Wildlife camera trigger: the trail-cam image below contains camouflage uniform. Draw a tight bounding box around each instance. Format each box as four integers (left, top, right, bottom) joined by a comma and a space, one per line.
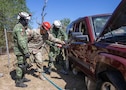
26, 29, 64, 78
13, 23, 29, 82
46, 28, 68, 74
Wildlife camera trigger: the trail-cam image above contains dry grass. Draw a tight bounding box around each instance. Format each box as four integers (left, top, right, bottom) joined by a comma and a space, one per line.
0, 52, 86, 90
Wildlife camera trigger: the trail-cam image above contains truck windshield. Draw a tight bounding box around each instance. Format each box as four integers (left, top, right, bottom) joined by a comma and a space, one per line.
92, 15, 111, 37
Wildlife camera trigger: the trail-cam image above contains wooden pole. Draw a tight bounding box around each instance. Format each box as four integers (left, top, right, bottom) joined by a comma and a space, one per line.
4, 28, 10, 68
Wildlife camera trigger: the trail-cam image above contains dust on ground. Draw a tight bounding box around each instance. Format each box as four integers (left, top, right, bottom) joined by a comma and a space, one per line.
0, 53, 86, 90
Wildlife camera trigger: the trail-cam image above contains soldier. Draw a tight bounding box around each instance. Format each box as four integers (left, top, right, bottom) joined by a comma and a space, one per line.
46, 20, 68, 75
13, 12, 31, 88
26, 22, 65, 80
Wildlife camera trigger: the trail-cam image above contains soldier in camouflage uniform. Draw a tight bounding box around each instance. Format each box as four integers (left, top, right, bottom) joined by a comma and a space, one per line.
13, 12, 31, 88
26, 22, 65, 80
46, 20, 68, 75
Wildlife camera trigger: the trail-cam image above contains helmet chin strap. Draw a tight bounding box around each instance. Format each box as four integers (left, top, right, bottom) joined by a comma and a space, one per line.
19, 18, 29, 27
54, 26, 60, 30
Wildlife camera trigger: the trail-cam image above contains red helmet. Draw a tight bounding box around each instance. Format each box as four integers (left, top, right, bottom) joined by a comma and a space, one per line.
42, 22, 51, 30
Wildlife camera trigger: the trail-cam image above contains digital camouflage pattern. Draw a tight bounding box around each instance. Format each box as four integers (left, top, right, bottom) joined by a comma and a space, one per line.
27, 29, 65, 54
26, 29, 65, 75
13, 23, 29, 56
47, 28, 68, 73
13, 23, 29, 83
47, 28, 68, 54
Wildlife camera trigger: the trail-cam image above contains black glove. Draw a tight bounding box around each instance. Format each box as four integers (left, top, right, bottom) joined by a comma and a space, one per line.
52, 43, 55, 46
25, 53, 30, 58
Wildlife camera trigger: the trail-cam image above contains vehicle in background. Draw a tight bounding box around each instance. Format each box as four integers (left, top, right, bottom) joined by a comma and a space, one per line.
66, 0, 126, 90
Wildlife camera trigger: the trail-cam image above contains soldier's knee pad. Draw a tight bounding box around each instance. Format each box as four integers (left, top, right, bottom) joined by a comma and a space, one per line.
16, 67, 22, 79
18, 64, 26, 73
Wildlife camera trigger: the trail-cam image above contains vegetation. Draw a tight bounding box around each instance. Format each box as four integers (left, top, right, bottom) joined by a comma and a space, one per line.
0, 0, 30, 47
60, 18, 71, 31
0, 0, 71, 49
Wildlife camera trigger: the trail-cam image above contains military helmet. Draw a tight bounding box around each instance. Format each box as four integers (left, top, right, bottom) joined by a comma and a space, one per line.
53, 20, 61, 28
17, 12, 31, 20
42, 22, 51, 30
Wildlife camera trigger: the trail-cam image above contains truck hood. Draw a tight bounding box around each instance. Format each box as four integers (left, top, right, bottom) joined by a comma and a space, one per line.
98, 0, 126, 38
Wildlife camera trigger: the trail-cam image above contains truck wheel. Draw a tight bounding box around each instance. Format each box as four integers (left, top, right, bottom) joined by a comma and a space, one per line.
96, 71, 126, 90
97, 80, 116, 90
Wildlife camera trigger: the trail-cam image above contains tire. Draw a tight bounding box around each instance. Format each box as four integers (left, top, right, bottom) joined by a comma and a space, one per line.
96, 71, 126, 90
96, 80, 117, 90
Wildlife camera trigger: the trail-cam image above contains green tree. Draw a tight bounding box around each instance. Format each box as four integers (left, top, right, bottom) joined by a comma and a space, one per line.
0, 0, 30, 47
60, 18, 71, 31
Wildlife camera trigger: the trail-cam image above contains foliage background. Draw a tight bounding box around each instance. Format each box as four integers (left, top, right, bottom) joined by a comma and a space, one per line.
0, 0, 29, 48
0, 0, 70, 51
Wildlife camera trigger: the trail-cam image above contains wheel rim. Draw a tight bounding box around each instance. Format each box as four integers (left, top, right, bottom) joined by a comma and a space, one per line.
101, 82, 116, 90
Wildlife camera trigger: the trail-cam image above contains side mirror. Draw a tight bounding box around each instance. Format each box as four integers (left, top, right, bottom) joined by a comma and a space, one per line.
74, 35, 89, 41
71, 32, 89, 42
71, 32, 83, 37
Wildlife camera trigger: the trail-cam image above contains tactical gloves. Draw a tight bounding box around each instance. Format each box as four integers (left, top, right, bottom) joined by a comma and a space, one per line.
25, 53, 30, 58
55, 43, 62, 48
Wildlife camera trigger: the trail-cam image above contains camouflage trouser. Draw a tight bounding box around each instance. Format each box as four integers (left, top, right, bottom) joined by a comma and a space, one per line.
16, 55, 27, 80
33, 52, 43, 73
48, 49, 66, 70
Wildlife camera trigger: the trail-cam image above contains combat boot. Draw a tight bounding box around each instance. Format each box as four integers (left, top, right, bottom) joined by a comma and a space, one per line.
22, 77, 31, 82
15, 79, 27, 88
47, 62, 52, 75
60, 69, 68, 75
46, 67, 52, 75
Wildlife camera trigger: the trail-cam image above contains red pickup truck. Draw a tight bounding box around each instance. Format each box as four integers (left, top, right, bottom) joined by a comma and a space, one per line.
66, 0, 126, 90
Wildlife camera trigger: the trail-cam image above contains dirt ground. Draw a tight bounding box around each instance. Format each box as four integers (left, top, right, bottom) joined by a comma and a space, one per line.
0, 53, 86, 90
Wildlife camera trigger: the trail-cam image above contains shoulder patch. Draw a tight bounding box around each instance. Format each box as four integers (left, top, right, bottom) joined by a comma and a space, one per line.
20, 28, 25, 36
19, 28, 23, 32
